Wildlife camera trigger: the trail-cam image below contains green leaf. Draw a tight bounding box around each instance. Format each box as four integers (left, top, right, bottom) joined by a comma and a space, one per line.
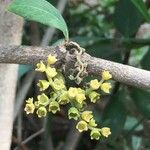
131, 0, 150, 22
102, 91, 127, 138
141, 49, 150, 70
114, 0, 143, 37
124, 116, 143, 131
8, 0, 69, 39
130, 88, 150, 119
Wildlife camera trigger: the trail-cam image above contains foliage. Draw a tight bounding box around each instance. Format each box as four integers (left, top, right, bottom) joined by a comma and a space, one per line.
8, 0, 69, 40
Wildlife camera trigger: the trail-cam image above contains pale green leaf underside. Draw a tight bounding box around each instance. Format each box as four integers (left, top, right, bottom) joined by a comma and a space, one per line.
8, 0, 69, 40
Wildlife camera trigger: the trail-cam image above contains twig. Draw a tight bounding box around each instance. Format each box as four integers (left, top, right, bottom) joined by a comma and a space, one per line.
62, 121, 81, 150
14, 128, 45, 150
0, 45, 150, 90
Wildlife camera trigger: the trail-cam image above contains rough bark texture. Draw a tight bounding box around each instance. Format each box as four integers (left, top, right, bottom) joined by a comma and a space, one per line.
0, 1, 23, 149
0, 45, 150, 90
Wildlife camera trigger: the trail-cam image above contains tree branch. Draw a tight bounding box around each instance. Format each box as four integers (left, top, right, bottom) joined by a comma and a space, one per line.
0, 45, 150, 90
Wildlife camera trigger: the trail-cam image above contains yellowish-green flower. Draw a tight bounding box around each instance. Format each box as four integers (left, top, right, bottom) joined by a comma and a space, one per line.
46, 67, 57, 78
52, 78, 65, 91
77, 88, 85, 94
35, 61, 46, 72
36, 107, 47, 118
24, 103, 35, 114
81, 111, 93, 122
89, 91, 100, 103
26, 98, 34, 104
102, 70, 112, 80
76, 93, 86, 104
37, 93, 49, 106
49, 101, 60, 114
58, 91, 69, 105
68, 87, 78, 99
24, 98, 35, 114
68, 107, 80, 120
37, 80, 50, 91
101, 83, 112, 93
47, 55, 57, 65
89, 118, 97, 127
90, 129, 101, 140
90, 79, 100, 90
100, 127, 111, 138
76, 120, 88, 132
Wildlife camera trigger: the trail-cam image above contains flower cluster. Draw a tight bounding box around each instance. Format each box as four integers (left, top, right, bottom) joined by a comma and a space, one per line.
24, 55, 112, 140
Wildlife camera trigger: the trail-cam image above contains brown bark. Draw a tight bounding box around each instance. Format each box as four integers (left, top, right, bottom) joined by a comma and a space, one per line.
0, 45, 149, 90
0, 1, 23, 149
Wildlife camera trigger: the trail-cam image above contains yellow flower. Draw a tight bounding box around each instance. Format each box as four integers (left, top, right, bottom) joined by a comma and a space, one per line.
76, 93, 86, 104
68, 107, 80, 120
36, 107, 47, 118
37, 80, 50, 91
46, 67, 57, 79
90, 79, 100, 90
89, 118, 97, 127
49, 101, 60, 114
58, 91, 69, 105
52, 78, 65, 91
68, 87, 78, 99
26, 98, 33, 104
35, 61, 46, 72
100, 127, 111, 138
47, 55, 57, 65
24, 103, 35, 114
81, 111, 93, 122
90, 129, 101, 140
37, 93, 49, 106
77, 88, 85, 94
76, 120, 88, 132
101, 83, 112, 93
101, 70, 112, 80
89, 91, 100, 103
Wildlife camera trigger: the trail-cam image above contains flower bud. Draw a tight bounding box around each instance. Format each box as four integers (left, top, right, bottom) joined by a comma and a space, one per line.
76, 120, 88, 132
101, 83, 112, 93
37, 80, 50, 91
101, 70, 112, 80
35, 61, 46, 72
58, 91, 69, 105
46, 67, 57, 79
68, 107, 80, 120
100, 127, 111, 138
36, 107, 47, 118
49, 101, 60, 114
47, 55, 57, 65
90, 79, 100, 90
81, 111, 93, 122
89, 91, 100, 103
37, 93, 49, 106
90, 129, 101, 140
